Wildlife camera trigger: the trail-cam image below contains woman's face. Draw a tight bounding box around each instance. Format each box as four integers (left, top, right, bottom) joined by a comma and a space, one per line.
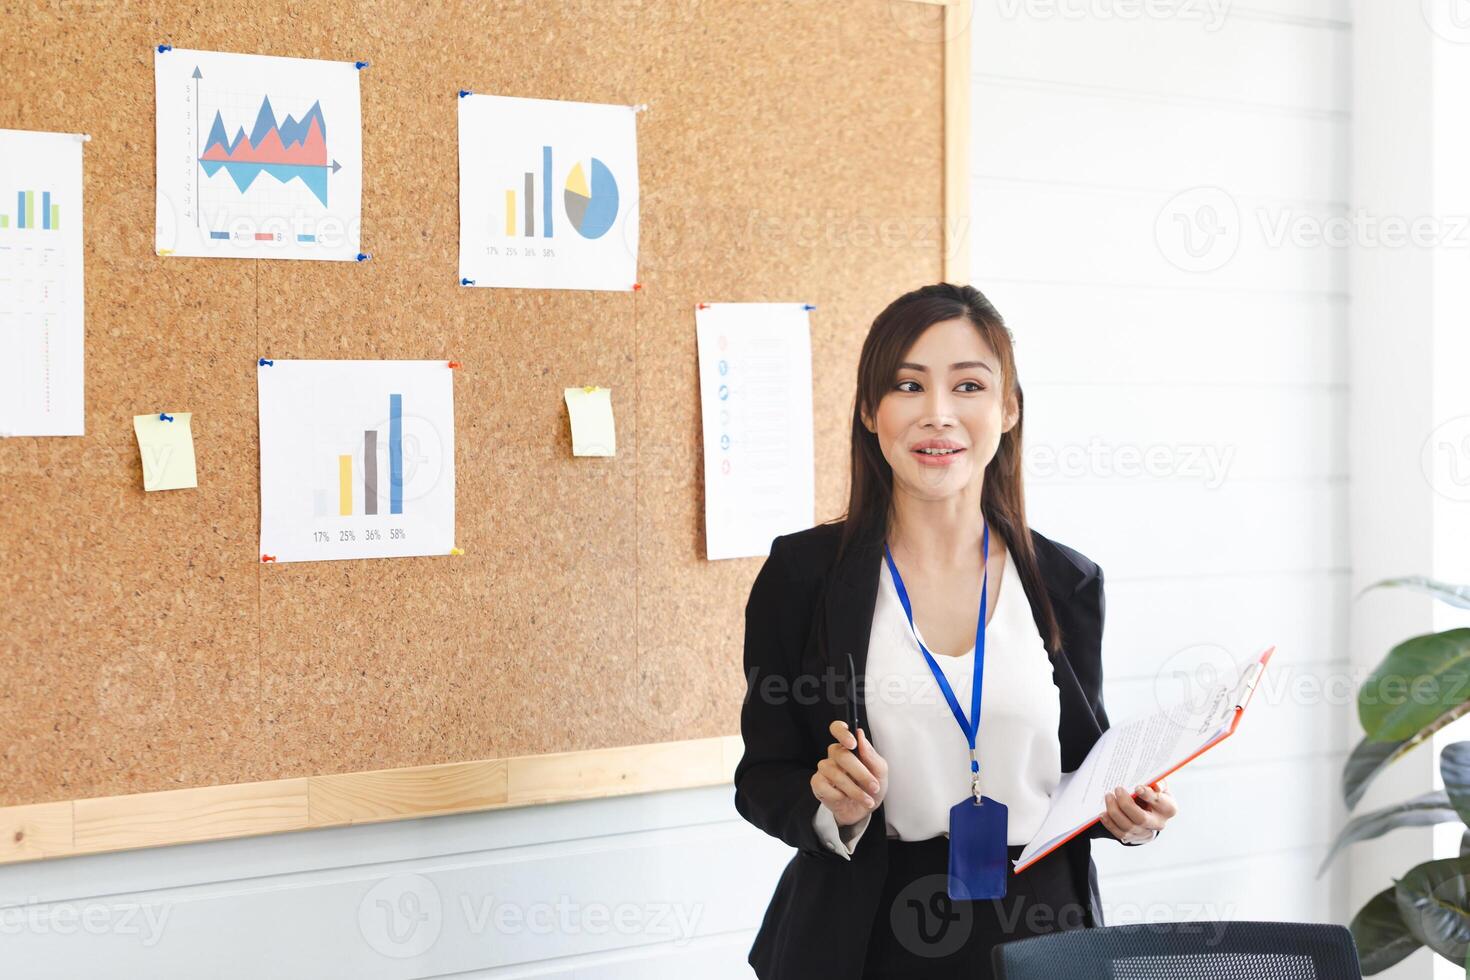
861, 317, 1019, 500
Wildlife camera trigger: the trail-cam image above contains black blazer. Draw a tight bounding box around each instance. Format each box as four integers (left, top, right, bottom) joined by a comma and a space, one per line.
734, 519, 1133, 980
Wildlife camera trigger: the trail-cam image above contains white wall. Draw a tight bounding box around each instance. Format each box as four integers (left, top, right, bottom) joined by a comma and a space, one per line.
967, 0, 1355, 937
0, 784, 792, 978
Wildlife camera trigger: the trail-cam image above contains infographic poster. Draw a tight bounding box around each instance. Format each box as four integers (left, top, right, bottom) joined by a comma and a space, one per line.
155, 47, 362, 261
458, 93, 639, 291
258, 360, 455, 563
0, 128, 85, 436
694, 303, 815, 561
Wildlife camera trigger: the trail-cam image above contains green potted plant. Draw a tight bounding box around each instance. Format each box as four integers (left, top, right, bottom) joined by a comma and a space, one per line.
1317, 575, 1470, 974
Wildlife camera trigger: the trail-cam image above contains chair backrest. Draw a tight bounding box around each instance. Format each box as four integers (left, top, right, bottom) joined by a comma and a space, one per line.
991, 920, 1362, 979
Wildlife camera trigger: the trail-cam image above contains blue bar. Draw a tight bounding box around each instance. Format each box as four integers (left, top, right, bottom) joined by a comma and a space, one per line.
16, 191, 23, 230
542, 145, 552, 237
389, 393, 403, 515
297, 234, 316, 242
209, 231, 230, 240
41, 192, 49, 230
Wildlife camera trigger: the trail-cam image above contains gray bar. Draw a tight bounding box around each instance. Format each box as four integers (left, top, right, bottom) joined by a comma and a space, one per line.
525, 172, 534, 237
364, 430, 378, 516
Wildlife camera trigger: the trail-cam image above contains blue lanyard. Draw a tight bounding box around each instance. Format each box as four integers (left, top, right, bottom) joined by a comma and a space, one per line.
882, 523, 989, 794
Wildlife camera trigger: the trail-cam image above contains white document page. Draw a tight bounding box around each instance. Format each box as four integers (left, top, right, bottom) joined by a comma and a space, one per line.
694, 302, 815, 560
458, 93, 639, 291
0, 128, 85, 436
1015, 646, 1272, 871
258, 359, 455, 563
154, 47, 363, 261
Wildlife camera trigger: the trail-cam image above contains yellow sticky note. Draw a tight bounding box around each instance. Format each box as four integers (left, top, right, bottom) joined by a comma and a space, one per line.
133, 412, 198, 491
563, 386, 616, 457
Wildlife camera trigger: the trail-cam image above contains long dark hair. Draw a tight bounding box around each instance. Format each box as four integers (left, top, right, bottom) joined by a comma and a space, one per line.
827, 282, 1063, 655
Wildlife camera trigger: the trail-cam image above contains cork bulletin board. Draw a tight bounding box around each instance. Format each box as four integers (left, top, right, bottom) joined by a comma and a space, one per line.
0, 0, 960, 859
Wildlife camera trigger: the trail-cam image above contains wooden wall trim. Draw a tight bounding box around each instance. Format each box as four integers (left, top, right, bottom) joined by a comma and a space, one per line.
0, 735, 742, 865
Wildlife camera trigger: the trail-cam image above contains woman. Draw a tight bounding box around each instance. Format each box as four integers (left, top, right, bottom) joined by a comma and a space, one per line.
734, 283, 1178, 980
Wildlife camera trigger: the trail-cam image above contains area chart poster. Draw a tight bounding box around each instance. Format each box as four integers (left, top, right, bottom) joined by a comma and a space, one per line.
155, 47, 363, 261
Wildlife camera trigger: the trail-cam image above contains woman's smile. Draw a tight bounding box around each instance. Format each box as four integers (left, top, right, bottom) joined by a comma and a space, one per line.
911, 437, 968, 467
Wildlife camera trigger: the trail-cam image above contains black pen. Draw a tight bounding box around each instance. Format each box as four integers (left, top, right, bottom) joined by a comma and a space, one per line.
846, 651, 862, 747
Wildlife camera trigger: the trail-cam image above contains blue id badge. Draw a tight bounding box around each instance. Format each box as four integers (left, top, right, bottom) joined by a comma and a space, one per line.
948, 794, 1009, 900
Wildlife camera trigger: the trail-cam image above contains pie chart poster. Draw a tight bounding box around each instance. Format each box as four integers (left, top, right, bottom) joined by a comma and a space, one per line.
458, 93, 639, 292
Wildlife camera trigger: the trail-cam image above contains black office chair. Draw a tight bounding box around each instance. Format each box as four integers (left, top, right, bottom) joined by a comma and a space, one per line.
992, 920, 1363, 979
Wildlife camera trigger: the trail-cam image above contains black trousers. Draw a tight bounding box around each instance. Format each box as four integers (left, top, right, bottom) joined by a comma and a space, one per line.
862, 837, 1089, 979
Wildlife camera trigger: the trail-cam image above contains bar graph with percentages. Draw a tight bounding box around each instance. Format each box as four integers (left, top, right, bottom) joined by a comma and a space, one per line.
459, 93, 639, 291
258, 360, 455, 562
0, 128, 84, 436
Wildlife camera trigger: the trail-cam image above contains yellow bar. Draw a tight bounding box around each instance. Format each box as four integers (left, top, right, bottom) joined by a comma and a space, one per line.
50, 204, 59, 230
338, 455, 352, 515
24, 191, 33, 228
505, 190, 516, 236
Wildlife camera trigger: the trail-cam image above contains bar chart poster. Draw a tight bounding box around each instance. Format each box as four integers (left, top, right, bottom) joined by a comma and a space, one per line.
258, 360, 455, 563
0, 128, 85, 436
155, 47, 362, 261
458, 93, 639, 291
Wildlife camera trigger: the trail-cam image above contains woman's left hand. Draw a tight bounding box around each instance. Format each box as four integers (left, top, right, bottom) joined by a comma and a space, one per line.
1099, 778, 1177, 843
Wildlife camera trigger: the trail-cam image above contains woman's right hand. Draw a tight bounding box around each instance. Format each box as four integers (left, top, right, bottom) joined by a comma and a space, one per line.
812, 720, 888, 827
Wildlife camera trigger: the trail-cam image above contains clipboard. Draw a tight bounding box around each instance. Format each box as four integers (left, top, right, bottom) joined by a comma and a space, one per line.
1012, 644, 1276, 873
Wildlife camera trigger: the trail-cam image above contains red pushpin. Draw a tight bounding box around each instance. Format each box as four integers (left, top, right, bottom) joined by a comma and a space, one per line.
261, 555, 277, 563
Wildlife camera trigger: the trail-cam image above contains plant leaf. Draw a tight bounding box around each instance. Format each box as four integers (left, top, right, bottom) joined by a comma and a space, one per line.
1317, 791, 1459, 878
1352, 885, 1422, 974
1346, 734, 1420, 810
1444, 742, 1470, 826
1360, 576, 1470, 610
1396, 856, 1470, 963
1360, 629, 1470, 742
1461, 829, 1470, 858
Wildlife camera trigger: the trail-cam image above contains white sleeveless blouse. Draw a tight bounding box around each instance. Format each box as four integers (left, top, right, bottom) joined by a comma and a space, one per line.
813, 551, 1063, 856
